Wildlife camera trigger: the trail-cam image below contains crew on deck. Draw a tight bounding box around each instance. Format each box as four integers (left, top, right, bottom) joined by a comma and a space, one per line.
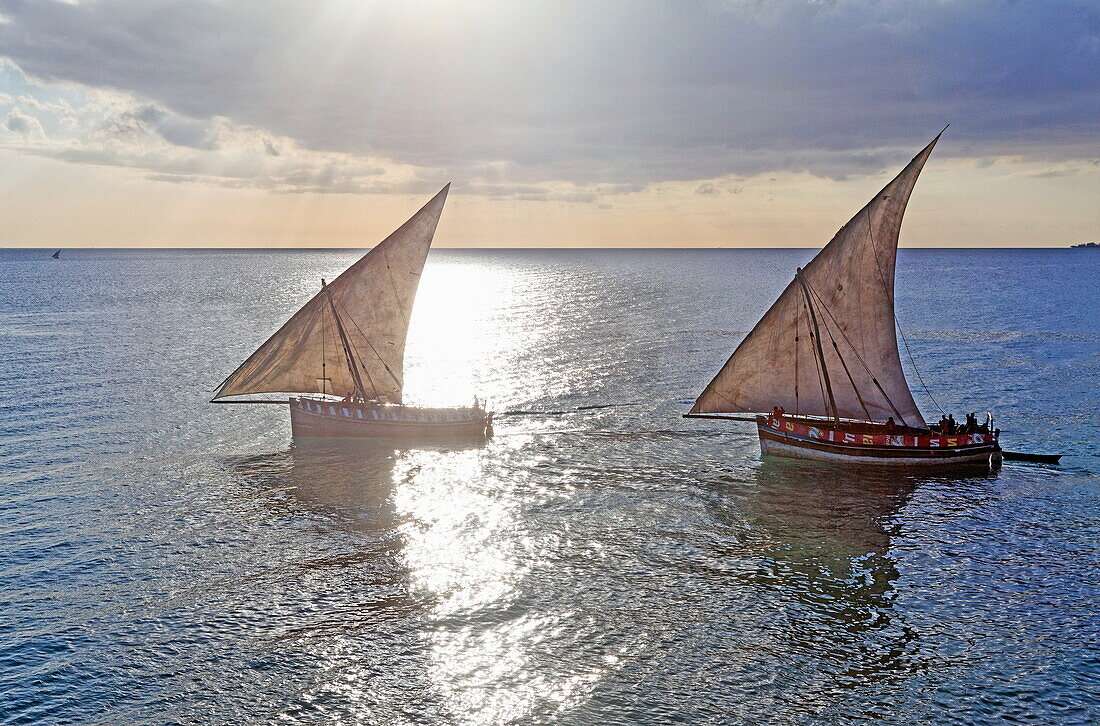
932, 412, 992, 436
765, 404, 994, 438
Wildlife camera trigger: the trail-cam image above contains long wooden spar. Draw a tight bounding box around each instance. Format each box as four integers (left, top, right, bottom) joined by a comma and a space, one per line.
210, 399, 291, 404
682, 413, 759, 422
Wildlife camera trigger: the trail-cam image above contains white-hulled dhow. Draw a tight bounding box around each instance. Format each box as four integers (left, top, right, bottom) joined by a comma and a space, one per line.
212, 185, 492, 440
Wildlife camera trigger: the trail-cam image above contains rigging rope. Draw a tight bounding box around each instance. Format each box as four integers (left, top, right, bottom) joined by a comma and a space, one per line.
864, 211, 946, 418
829, 337, 873, 421
334, 296, 403, 391
803, 301, 830, 417
896, 321, 946, 417
803, 278, 907, 425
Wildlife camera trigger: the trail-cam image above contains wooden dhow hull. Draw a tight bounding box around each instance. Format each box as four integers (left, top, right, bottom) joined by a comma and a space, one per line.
290, 397, 490, 440
757, 415, 1000, 469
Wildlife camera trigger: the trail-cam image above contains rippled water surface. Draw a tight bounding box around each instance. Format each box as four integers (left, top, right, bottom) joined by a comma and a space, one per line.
1, 248, 1097, 724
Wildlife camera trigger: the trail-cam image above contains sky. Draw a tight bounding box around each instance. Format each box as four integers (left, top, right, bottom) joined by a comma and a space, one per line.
0, 0, 1097, 248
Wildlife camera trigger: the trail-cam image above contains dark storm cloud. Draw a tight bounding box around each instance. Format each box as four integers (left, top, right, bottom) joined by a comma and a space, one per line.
0, 0, 1097, 184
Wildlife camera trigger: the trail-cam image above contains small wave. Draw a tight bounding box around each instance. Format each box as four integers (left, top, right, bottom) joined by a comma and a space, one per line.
499, 402, 641, 417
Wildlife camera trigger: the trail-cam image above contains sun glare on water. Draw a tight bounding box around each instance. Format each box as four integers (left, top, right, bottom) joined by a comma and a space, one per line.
392, 442, 613, 723
402, 255, 548, 411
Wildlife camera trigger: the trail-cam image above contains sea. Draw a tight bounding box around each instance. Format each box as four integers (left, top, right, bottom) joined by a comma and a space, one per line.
1, 248, 1097, 725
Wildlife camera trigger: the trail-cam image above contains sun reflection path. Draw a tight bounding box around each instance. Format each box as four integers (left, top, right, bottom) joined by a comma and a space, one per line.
393, 442, 619, 724
402, 254, 562, 411
386, 253, 649, 723
396, 449, 522, 615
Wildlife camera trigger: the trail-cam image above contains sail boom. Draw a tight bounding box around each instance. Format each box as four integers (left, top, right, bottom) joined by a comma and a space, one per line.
210, 398, 294, 404
682, 413, 759, 422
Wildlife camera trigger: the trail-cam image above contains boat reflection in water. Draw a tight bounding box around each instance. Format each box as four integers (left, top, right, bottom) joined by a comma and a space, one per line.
221, 441, 443, 721
691, 458, 998, 719
229, 441, 397, 519
221, 437, 533, 722
224, 441, 413, 612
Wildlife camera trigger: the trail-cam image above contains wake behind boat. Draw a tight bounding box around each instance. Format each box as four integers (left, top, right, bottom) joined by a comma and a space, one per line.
212, 184, 492, 441
685, 131, 1002, 469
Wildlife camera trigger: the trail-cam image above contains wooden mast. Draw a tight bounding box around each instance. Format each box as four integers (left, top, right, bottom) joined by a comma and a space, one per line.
796, 268, 840, 424
321, 279, 373, 401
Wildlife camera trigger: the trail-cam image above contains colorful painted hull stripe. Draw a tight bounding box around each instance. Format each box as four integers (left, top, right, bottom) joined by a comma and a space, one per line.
762, 416, 991, 449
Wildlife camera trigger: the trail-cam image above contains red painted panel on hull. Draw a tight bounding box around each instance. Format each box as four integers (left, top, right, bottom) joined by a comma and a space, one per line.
761, 416, 995, 450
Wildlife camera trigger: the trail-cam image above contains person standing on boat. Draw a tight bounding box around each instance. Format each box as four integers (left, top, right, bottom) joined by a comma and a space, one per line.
885, 417, 897, 434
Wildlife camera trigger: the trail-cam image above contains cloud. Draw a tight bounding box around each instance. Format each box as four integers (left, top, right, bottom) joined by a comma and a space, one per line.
11, 123, 400, 194
5, 106, 43, 138
0, 0, 1097, 190
463, 180, 643, 203
0, 80, 417, 193
94, 103, 217, 149
1008, 159, 1100, 179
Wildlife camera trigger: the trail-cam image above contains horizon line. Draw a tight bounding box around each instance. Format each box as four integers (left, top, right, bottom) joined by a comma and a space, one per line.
2, 245, 1089, 251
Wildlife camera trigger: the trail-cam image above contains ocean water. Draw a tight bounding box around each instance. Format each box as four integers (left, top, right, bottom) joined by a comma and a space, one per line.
0, 248, 1097, 725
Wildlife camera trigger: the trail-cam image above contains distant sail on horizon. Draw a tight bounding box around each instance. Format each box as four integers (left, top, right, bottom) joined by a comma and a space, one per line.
690, 135, 942, 428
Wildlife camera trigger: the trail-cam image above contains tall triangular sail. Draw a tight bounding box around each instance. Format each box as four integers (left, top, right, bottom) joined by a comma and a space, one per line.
691, 136, 943, 427
213, 185, 449, 403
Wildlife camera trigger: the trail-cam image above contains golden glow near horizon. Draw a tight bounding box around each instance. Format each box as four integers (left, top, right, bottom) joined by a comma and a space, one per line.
1, 148, 1096, 248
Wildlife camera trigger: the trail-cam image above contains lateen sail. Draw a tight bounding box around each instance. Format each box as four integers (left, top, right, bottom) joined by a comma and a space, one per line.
213, 185, 449, 403
691, 135, 943, 427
